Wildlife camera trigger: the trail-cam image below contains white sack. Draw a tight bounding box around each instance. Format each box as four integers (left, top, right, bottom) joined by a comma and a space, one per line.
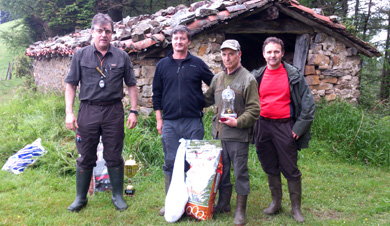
164, 138, 188, 223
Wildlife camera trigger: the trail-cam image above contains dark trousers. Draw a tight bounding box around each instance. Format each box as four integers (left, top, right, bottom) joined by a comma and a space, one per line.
161, 118, 204, 176
220, 141, 250, 195
76, 101, 124, 169
254, 118, 301, 181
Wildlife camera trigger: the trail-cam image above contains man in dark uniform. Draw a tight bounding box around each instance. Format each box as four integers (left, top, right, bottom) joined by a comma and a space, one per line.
252, 37, 315, 222
64, 13, 138, 212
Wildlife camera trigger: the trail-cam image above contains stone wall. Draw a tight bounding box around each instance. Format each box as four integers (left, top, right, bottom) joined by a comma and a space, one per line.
32, 31, 362, 115
306, 33, 361, 103
33, 57, 72, 93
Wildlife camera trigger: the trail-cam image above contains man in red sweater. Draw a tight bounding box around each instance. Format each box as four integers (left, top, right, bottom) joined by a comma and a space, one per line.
252, 37, 315, 223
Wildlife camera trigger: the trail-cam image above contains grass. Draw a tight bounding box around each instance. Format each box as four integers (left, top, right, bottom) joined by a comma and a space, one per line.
0, 84, 390, 225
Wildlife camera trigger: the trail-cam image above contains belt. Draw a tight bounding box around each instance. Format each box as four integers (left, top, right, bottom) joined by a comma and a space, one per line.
260, 116, 292, 123
82, 100, 121, 106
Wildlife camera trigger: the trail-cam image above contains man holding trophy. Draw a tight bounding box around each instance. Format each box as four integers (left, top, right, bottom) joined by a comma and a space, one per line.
203, 39, 260, 225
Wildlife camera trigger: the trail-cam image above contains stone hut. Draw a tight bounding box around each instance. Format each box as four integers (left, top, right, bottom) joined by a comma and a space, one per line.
25, 0, 380, 114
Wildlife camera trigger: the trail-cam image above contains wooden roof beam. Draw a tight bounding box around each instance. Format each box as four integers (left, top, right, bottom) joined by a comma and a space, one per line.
275, 3, 375, 57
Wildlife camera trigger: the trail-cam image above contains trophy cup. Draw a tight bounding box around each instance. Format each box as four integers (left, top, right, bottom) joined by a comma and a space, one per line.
220, 86, 237, 121
124, 155, 139, 196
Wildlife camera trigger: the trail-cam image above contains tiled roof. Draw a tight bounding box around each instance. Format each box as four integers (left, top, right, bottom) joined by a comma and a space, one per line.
25, 0, 380, 58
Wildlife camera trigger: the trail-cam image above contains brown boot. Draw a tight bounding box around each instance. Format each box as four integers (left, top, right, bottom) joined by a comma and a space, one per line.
234, 195, 247, 226
263, 174, 282, 215
287, 178, 304, 222
158, 174, 171, 216
214, 186, 232, 213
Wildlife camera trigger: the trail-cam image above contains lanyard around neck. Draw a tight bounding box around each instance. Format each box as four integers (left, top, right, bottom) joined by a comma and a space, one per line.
95, 52, 105, 69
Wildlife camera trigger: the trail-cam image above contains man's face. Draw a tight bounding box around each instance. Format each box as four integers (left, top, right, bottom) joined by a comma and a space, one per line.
172, 31, 190, 53
263, 42, 284, 69
91, 23, 113, 52
221, 48, 241, 72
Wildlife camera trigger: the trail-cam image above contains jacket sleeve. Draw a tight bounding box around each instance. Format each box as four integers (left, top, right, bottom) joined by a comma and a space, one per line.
152, 62, 163, 111
200, 60, 214, 86
292, 75, 315, 137
203, 75, 216, 108
236, 79, 260, 129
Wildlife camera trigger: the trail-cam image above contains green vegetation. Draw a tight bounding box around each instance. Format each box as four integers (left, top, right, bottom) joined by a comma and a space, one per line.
0, 83, 389, 225
0, 20, 24, 79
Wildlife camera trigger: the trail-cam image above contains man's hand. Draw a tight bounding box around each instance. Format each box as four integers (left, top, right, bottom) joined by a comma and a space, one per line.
126, 113, 137, 129
292, 131, 299, 140
219, 116, 237, 127
156, 119, 163, 135
65, 112, 78, 131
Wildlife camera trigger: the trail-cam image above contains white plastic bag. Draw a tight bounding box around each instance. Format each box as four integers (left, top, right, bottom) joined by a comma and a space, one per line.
2, 138, 47, 174
164, 138, 189, 223
89, 137, 111, 195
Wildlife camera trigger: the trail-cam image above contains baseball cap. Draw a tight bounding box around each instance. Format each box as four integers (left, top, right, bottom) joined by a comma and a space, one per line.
221, 39, 241, 51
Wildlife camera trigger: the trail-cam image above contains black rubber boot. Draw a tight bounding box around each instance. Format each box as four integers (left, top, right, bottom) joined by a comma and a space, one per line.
288, 178, 304, 223
234, 195, 247, 226
158, 174, 172, 216
67, 167, 93, 212
263, 174, 282, 215
214, 186, 232, 213
107, 163, 128, 211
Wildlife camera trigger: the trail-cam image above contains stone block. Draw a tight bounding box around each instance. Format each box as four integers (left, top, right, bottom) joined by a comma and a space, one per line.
318, 64, 330, 70
215, 33, 224, 44
325, 93, 337, 101
141, 66, 156, 78
315, 33, 327, 43
321, 77, 338, 84
310, 43, 322, 53
331, 56, 340, 66
198, 44, 208, 56
333, 42, 346, 53
133, 67, 142, 78
318, 82, 333, 90
141, 85, 153, 97
321, 69, 340, 77
346, 47, 358, 56
305, 75, 320, 85
140, 106, 153, 116
313, 54, 330, 66
210, 43, 221, 53
137, 78, 153, 86
304, 65, 316, 75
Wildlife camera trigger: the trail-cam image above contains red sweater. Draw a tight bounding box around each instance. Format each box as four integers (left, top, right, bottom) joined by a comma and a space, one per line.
259, 64, 291, 119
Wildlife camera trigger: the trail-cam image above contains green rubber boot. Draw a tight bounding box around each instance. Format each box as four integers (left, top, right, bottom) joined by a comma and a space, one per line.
67, 167, 93, 212
107, 163, 128, 211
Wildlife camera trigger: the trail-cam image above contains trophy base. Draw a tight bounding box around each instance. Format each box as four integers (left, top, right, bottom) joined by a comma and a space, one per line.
125, 188, 135, 196
220, 113, 237, 122
125, 184, 135, 196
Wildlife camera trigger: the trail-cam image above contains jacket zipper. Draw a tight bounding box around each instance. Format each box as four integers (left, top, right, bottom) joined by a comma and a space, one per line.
177, 64, 182, 117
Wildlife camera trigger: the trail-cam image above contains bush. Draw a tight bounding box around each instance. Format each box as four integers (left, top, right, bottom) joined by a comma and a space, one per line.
312, 100, 390, 167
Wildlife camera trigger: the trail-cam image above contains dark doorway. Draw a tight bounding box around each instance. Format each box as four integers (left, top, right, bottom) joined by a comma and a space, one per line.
224, 33, 297, 72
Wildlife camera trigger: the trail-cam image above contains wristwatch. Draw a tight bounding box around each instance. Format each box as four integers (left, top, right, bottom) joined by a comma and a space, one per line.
130, 110, 138, 115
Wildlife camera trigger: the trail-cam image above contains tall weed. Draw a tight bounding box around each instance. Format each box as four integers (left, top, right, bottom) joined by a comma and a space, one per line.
312, 100, 390, 166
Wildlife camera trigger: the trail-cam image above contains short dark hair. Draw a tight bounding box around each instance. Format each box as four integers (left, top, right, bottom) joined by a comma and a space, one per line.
172, 25, 192, 41
91, 13, 114, 32
262, 37, 285, 53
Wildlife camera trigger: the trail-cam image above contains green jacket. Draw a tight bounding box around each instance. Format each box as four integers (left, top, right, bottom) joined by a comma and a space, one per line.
204, 66, 260, 142
252, 61, 315, 149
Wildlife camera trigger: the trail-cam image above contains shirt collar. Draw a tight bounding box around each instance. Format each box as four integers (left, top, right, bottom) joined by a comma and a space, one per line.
224, 65, 242, 75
